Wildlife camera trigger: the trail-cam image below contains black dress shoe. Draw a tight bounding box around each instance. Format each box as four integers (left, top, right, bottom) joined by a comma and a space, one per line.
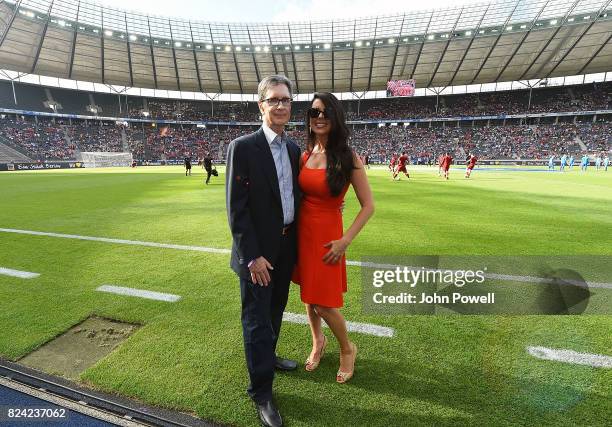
275, 356, 298, 371
256, 400, 283, 427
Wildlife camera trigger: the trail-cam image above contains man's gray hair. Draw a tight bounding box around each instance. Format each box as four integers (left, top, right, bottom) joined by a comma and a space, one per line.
258, 75, 293, 101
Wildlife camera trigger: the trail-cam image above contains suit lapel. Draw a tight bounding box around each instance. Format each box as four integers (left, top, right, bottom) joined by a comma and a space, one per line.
254, 128, 282, 207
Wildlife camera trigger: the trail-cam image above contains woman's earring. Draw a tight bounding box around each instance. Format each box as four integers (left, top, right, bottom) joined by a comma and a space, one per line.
309, 126, 312, 133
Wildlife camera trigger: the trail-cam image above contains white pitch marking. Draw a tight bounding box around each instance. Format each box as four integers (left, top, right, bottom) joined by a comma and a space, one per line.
283, 312, 394, 338
0, 228, 230, 254
527, 346, 612, 368
2, 228, 611, 289
96, 285, 181, 302
0, 267, 40, 279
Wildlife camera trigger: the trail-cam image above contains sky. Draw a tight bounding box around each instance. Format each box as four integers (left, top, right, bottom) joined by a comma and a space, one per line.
95, 0, 484, 23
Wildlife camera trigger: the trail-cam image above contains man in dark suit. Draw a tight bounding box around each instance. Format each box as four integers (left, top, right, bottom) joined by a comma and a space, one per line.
203, 153, 213, 185
226, 75, 300, 427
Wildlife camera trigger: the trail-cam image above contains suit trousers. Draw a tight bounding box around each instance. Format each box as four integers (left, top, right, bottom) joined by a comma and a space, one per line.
239, 231, 294, 403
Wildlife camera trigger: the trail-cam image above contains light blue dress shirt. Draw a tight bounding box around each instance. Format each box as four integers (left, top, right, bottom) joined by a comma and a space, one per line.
262, 124, 294, 225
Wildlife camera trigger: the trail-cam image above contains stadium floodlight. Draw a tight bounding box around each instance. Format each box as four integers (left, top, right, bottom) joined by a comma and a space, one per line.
324, 43, 331, 49
388, 38, 395, 44
506, 26, 513, 30
284, 46, 290, 50
354, 41, 362, 47
263, 46, 270, 52
235, 46, 242, 51
175, 42, 182, 47
26, 11, 35, 18
427, 34, 434, 40
305, 45, 310, 49
105, 30, 113, 37
567, 17, 574, 22
129, 35, 137, 41
295, 45, 300, 50
255, 46, 261, 52
550, 19, 558, 25
225, 46, 231, 51
520, 24, 527, 28
465, 31, 472, 36
58, 20, 65, 27
366, 41, 371, 46
206, 44, 212, 49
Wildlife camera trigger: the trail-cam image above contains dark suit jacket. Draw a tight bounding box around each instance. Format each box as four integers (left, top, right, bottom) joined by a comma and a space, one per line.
226, 127, 301, 280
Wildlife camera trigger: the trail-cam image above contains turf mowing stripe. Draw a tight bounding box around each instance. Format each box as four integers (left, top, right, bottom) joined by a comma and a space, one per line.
2, 228, 611, 290
0, 267, 40, 279
96, 285, 181, 302
527, 346, 612, 369
283, 312, 395, 337
0, 228, 230, 254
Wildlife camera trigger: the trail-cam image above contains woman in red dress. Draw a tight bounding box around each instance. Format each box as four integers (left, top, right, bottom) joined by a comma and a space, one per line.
292, 92, 375, 383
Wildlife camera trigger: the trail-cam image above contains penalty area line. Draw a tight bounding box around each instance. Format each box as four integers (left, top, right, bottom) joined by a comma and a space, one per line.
96, 285, 181, 302
0, 267, 40, 279
527, 346, 612, 368
0, 227, 230, 254
283, 312, 395, 338
2, 227, 611, 289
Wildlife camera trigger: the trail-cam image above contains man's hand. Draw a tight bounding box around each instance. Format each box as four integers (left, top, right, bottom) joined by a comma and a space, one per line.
249, 257, 274, 286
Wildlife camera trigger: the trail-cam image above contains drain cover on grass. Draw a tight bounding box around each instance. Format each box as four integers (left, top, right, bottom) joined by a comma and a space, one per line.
19, 317, 139, 379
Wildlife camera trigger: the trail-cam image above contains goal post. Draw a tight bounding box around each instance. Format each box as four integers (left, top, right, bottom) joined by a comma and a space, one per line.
78, 152, 133, 168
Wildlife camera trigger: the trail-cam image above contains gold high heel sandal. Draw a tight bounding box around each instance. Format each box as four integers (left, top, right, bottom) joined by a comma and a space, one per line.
336, 342, 357, 384
305, 335, 327, 372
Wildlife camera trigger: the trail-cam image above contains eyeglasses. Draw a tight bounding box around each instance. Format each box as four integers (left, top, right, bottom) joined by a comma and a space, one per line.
262, 97, 292, 107
308, 107, 332, 119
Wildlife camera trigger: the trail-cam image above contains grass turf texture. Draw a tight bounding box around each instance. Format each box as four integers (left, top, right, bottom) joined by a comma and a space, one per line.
0, 165, 611, 426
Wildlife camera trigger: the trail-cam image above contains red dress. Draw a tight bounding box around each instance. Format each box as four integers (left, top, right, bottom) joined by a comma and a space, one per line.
292, 154, 349, 308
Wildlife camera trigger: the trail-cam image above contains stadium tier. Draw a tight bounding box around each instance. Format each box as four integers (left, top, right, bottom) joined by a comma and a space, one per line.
0, 79, 609, 121
2, 114, 610, 162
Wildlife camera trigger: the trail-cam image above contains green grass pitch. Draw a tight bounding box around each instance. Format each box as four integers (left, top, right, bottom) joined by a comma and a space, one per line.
0, 165, 611, 426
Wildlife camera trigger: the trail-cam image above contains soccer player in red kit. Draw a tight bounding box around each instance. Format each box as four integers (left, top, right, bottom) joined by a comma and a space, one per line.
465, 153, 478, 178
393, 152, 410, 180
441, 152, 453, 180
389, 154, 398, 173
438, 154, 444, 176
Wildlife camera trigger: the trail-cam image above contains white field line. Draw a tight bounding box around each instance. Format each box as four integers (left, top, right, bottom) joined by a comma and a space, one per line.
2, 227, 611, 289
283, 312, 394, 338
527, 346, 612, 368
0, 228, 230, 254
96, 285, 181, 302
0, 267, 40, 279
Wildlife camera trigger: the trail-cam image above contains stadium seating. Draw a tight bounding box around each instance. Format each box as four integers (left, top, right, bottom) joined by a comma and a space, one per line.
0, 81, 609, 121
0, 80, 609, 162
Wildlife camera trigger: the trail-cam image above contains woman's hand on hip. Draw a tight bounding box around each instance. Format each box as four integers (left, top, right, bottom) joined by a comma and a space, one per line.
322, 237, 349, 264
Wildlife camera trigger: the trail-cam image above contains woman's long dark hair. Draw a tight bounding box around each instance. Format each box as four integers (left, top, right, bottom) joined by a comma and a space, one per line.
305, 92, 354, 196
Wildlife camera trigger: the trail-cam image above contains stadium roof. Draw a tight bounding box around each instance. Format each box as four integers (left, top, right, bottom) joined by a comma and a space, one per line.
0, 0, 610, 94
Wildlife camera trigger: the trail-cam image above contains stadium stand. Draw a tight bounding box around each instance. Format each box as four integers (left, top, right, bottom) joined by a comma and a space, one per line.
1, 81, 609, 121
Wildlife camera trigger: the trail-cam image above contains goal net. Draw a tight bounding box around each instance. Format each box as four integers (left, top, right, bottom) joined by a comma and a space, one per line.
78, 152, 133, 168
